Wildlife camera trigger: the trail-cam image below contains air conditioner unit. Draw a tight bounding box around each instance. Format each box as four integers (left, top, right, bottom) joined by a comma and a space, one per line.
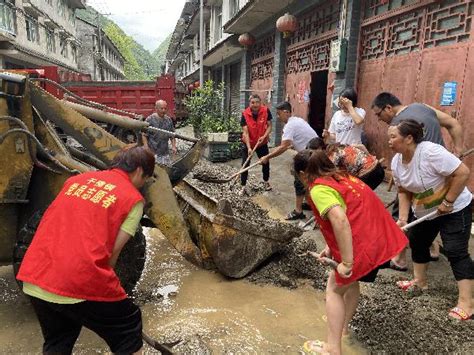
329, 39, 347, 73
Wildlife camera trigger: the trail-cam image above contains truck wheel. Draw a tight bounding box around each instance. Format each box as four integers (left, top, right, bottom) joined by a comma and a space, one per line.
12, 211, 146, 295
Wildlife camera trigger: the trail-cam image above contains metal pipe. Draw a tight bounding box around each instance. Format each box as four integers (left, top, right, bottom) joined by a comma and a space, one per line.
61, 100, 148, 130
67, 145, 108, 170
199, 0, 204, 86
61, 100, 200, 143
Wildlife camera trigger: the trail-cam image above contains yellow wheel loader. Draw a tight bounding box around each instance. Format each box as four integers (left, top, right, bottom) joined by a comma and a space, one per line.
0, 72, 301, 292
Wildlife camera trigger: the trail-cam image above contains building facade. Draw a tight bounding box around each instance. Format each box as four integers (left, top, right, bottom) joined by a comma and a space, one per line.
0, 0, 86, 71
76, 17, 125, 81
168, 0, 474, 189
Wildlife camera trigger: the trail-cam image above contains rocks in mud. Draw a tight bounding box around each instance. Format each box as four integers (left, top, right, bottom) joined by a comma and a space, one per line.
188, 159, 291, 231
351, 272, 474, 353
247, 233, 328, 290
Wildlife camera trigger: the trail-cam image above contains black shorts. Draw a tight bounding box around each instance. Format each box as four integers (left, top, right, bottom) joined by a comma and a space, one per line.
29, 296, 143, 354
294, 175, 306, 196
358, 261, 391, 283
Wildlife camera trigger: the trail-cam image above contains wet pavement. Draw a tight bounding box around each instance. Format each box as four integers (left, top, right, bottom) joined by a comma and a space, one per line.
0, 145, 472, 353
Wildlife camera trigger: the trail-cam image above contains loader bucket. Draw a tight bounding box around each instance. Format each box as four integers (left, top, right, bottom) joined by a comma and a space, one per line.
174, 179, 303, 278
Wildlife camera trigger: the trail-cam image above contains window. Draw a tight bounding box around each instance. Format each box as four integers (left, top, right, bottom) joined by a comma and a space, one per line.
71, 43, 77, 63
229, 0, 239, 18
25, 15, 39, 42
60, 36, 68, 57
215, 7, 222, 42
68, 8, 75, 24
46, 27, 55, 52
45, 0, 53, 5
57, 0, 64, 18
0, 0, 16, 34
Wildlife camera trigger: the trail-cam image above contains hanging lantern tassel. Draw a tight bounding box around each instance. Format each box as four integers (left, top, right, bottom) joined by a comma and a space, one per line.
276, 12, 298, 39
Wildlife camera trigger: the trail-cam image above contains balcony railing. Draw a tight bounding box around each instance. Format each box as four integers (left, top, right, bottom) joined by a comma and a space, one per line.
0, 2, 16, 36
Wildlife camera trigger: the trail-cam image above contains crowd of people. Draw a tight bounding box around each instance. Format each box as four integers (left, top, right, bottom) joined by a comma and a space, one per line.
16, 89, 472, 354
244, 89, 473, 354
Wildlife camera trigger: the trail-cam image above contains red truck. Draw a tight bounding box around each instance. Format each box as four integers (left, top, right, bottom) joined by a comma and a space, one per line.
20, 66, 186, 121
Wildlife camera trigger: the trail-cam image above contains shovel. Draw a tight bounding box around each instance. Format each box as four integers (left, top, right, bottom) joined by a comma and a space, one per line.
194, 160, 262, 184
300, 210, 439, 271
230, 144, 260, 185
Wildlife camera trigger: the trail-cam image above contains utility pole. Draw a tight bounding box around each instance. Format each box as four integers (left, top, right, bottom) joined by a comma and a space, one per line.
199, 0, 204, 86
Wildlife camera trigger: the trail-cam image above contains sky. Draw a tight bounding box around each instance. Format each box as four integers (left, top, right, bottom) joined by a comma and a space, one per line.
87, 0, 186, 52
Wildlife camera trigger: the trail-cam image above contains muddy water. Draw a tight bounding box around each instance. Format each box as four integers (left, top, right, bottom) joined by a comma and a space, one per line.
137, 228, 366, 354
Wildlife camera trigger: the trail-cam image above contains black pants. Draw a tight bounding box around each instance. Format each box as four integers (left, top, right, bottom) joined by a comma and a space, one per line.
409, 204, 473, 281
241, 143, 270, 185
360, 163, 385, 190
29, 296, 143, 354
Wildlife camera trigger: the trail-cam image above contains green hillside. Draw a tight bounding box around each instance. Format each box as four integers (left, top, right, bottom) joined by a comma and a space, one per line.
76, 6, 168, 80
152, 33, 172, 74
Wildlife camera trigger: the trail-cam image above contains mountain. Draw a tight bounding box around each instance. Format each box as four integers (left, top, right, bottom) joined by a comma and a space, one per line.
152, 34, 172, 74
76, 6, 162, 80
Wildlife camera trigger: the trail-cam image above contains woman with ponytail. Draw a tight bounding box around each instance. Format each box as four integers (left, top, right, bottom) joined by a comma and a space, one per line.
295, 150, 408, 355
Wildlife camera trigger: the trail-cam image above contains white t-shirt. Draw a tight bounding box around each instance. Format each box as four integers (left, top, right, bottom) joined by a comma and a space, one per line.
282, 116, 318, 152
328, 107, 366, 145
391, 141, 472, 219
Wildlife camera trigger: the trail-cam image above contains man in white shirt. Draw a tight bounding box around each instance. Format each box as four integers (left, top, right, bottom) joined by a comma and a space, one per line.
260, 101, 318, 220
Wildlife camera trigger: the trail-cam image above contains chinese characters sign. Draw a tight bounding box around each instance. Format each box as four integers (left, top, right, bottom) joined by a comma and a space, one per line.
65, 178, 117, 209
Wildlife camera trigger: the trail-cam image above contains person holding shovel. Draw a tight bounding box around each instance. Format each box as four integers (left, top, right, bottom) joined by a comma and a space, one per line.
260, 101, 318, 220
293, 149, 408, 355
17, 145, 155, 353
389, 119, 473, 320
240, 94, 273, 195
373, 92, 464, 270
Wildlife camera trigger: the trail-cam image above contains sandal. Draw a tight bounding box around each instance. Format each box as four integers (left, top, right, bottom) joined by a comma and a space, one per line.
263, 181, 272, 191
389, 260, 408, 272
448, 307, 473, 321
285, 210, 306, 221
396, 280, 427, 292
302, 340, 330, 355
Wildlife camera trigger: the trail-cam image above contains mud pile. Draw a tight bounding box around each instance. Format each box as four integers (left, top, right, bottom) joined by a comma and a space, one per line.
188, 160, 288, 229
246, 233, 328, 290
352, 272, 474, 353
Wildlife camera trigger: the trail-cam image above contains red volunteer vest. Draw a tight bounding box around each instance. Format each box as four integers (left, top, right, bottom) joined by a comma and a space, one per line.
309, 175, 408, 285
242, 106, 269, 148
17, 169, 144, 301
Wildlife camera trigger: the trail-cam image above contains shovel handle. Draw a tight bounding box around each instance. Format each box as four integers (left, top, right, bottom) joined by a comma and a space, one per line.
401, 210, 438, 231
232, 144, 259, 184
307, 252, 339, 270
243, 144, 259, 167
229, 160, 261, 180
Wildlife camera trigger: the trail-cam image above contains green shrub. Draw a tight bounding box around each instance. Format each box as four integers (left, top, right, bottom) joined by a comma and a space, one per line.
184, 80, 241, 135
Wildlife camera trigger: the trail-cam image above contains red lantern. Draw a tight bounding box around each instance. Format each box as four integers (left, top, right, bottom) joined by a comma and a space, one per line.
188, 83, 194, 91
276, 13, 298, 38
238, 33, 256, 49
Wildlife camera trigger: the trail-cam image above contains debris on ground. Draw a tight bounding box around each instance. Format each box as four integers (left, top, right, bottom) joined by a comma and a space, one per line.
246, 234, 327, 290
187, 159, 293, 231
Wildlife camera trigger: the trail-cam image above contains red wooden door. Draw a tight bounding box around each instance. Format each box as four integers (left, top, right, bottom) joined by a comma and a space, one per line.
357, 0, 474, 189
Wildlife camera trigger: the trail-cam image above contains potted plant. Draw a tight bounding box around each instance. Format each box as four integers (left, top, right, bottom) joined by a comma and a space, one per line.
184, 80, 242, 162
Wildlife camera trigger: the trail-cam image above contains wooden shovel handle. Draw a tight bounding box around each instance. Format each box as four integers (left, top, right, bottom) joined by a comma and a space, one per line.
232, 144, 259, 183
229, 160, 261, 180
